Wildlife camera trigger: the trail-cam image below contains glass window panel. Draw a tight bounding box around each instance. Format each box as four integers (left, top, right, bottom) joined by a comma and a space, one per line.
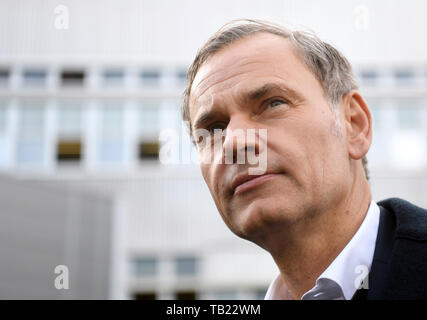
16, 141, 44, 163
176, 69, 187, 86
175, 257, 198, 276
138, 141, 159, 160
254, 289, 267, 300
101, 105, 123, 139
61, 70, 85, 87
134, 292, 157, 300
0, 104, 6, 166
19, 105, 44, 139
176, 291, 196, 300
102, 69, 124, 86
99, 141, 123, 163
213, 291, 237, 300
397, 106, 421, 130
0, 106, 6, 134
176, 69, 187, 80
58, 106, 82, 136
360, 70, 378, 86
394, 69, 415, 86
370, 105, 381, 131
0, 141, 6, 166
133, 257, 157, 277
57, 140, 82, 162
139, 104, 160, 135
0, 69, 9, 86
140, 70, 160, 87
392, 131, 425, 169
99, 105, 123, 162
23, 69, 47, 86
17, 105, 44, 164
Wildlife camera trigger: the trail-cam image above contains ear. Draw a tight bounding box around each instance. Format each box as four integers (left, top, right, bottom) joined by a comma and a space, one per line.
342, 91, 372, 160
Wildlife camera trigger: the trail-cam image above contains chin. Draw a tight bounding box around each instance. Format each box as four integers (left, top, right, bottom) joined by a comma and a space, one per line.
229, 199, 291, 241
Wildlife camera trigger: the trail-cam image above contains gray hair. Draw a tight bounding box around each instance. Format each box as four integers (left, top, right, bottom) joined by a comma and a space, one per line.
181, 19, 369, 180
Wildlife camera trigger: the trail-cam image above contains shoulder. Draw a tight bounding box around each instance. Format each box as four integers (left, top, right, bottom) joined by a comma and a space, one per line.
377, 197, 427, 241
375, 198, 427, 299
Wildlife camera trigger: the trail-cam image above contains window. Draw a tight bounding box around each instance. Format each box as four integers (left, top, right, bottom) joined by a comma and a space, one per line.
99, 141, 123, 163
134, 292, 156, 300
175, 291, 196, 300
0, 69, 9, 86
56, 140, 82, 162
16, 105, 45, 164
23, 69, 47, 86
369, 105, 380, 131
133, 257, 157, 277
0, 105, 7, 167
140, 70, 160, 87
138, 104, 160, 160
360, 70, 378, 86
19, 105, 44, 134
102, 69, 124, 86
58, 106, 82, 137
0, 105, 6, 134
175, 256, 198, 276
213, 290, 237, 300
365, 99, 388, 132
394, 69, 415, 86
16, 141, 44, 164
57, 105, 83, 164
61, 70, 85, 87
101, 105, 123, 138
254, 289, 267, 300
397, 106, 421, 130
99, 105, 123, 163
139, 104, 160, 136
138, 141, 159, 160
392, 102, 425, 168
176, 69, 187, 86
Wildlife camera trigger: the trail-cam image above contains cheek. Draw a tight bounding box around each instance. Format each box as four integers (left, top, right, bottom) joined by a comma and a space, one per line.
301, 118, 349, 188
272, 115, 344, 183
200, 163, 227, 209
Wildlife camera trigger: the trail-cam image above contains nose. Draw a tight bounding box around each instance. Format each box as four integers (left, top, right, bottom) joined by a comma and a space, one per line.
221, 116, 260, 164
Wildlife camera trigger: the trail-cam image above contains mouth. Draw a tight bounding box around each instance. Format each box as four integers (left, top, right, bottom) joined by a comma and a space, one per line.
231, 172, 281, 195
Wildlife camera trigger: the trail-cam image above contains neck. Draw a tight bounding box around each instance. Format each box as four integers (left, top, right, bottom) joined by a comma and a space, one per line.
263, 172, 372, 300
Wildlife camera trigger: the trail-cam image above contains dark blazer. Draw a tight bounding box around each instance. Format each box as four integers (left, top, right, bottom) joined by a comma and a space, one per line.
352, 198, 427, 300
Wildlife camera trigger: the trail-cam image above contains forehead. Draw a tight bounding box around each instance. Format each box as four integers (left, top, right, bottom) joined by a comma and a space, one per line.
189, 32, 319, 120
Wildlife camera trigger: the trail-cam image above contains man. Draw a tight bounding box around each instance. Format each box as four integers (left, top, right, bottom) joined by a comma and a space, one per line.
181, 19, 427, 300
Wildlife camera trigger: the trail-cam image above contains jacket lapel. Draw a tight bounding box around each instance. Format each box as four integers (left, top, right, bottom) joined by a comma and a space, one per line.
352, 205, 396, 300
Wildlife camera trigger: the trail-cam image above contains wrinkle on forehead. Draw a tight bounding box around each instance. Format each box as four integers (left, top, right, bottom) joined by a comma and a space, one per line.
192, 59, 266, 104
190, 60, 282, 123
188, 34, 305, 122
197, 92, 214, 114
195, 59, 267, 94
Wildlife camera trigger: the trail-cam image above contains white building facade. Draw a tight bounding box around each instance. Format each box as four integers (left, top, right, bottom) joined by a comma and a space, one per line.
0, 0, 426, 299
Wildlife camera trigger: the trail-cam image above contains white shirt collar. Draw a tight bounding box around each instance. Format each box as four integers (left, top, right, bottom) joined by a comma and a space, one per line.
265, 200, 380, 300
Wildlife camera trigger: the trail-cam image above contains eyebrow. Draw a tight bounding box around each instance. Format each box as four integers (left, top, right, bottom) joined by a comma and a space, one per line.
192, 82, 303, 131
246, 82, 303, 103
193, 111, 217, 131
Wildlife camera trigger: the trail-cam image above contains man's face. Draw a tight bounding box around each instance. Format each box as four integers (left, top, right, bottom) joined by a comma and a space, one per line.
189, 33, 351, 244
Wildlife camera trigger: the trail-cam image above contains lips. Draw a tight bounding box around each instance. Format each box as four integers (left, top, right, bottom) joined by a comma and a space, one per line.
231, 172, 280, 195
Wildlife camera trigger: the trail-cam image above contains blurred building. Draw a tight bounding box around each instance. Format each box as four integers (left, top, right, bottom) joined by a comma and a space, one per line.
0, 0, 426, 299
0, 174, 116, 299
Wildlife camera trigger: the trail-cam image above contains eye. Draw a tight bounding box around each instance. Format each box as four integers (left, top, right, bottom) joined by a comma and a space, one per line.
207, 122, 227, 133
268, 99, 287, 108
